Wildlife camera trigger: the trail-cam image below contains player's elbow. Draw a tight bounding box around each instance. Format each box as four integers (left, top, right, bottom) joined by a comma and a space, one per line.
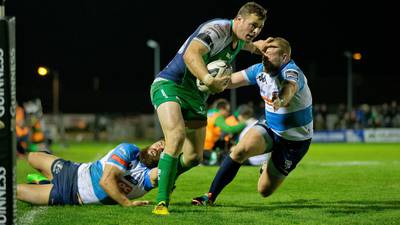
183, 50, 196, 66
99, 180, 106, 189
182, 52, 190, 64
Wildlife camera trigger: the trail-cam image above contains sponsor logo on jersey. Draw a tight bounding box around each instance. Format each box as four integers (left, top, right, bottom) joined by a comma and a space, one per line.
262, 91, 279, 107
285, 69, 299, 81
212, 24, 225, 37
257, 74, 267, 83
226, 52, 231, 60
123, 175, 139, 185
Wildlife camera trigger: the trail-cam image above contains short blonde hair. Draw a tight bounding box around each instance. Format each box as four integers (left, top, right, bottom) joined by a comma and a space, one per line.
274, 37, 291, 58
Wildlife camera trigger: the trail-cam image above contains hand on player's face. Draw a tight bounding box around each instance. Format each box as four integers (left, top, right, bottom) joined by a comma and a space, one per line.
262, 39, 284, 73
260, 38, 274, 66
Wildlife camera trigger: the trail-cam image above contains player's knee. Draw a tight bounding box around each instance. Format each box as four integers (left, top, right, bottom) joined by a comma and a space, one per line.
258, 186, 274, 198
169, 130, 186, 145
16, 185, 25, 200
230, 146, 249, 162
172, 134, 186, 145
27, 152, 40, 166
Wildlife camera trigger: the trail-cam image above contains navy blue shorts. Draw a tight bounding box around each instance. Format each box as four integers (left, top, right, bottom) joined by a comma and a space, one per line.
255, 123, 311, 176
49, 159, 81, 205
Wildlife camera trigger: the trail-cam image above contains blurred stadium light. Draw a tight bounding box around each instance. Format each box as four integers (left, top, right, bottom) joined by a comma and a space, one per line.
37, 66, 65, 143
0, 0, 4, 16
146, 39, 160, 75
344, 51, 353, 114
353, 52, 362, 61
146, 39, 162, 139
37, 66, 48, 76
37, 66, 59, 115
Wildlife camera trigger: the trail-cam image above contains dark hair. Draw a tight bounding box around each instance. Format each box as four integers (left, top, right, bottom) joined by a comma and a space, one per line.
138, 138, 165, 168
237, 104, 254, 119
139, 147, 160, 169
237, 2, 267, 20
213, 98, 230, 110
274, 37, 292, 57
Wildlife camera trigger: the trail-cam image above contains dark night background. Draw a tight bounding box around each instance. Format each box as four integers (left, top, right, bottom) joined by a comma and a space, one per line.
5, 0, 398, 114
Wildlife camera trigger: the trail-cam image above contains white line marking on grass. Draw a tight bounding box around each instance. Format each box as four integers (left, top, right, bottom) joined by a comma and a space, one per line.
18, 206, 48, 225
309, 161, 382, 166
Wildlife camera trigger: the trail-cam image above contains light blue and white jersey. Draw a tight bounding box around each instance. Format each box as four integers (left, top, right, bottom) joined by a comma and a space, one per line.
242, 60, 313, 141
77, 143, 154, 204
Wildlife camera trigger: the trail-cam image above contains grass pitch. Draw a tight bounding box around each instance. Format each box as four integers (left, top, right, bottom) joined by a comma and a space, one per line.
17, 142, 400, 225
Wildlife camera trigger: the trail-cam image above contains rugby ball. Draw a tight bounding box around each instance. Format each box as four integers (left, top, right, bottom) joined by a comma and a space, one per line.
196, 59, 232, 92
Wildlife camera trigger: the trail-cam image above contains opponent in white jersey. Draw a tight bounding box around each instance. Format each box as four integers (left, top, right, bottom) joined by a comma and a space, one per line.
192, 37, 313, 206
242, 56, 313, 141
17, 139, 165, 207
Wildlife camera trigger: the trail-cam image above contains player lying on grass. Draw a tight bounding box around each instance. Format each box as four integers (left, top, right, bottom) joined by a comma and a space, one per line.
192, 37, 313, 205
17, 139, 165, 207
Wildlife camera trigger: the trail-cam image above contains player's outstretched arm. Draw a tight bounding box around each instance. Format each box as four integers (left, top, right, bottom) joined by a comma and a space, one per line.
100, 164, 149, 207
227, 71, 249, 89
129, 200, 150, 206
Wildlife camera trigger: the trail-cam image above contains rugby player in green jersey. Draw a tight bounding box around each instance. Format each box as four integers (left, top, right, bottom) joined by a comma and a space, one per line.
150, 2, 267, 215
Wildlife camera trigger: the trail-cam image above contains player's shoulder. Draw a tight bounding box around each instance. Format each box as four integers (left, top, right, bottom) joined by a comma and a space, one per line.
246, 63, 264, 75
282, 60, 301, 72
114, 143, 140, 155
202, 18, 230, 26
281, 60, 305, 83
200, 18, 231, 34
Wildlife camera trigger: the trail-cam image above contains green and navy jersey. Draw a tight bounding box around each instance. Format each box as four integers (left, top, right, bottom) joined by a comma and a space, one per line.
155, 18, 245, 89
242, 60, 313, 141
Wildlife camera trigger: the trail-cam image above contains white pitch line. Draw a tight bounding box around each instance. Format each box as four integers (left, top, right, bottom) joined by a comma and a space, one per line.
18, 206, 48, 225
306, 161, 382, 166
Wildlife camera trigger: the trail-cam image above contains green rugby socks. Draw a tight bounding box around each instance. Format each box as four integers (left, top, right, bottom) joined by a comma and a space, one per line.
156, 153, 178, 205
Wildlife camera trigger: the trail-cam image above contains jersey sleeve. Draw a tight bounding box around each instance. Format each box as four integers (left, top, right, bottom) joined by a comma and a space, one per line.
106, 143, 140, 172
282, 68, 304, 90
194, 21, 229, 51
243, 63, 264, 85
